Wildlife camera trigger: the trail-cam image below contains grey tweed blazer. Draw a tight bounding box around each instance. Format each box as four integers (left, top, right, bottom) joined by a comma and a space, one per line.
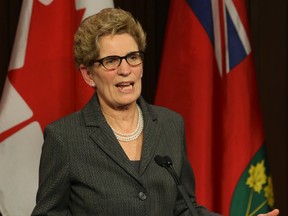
31, 94, 211, 216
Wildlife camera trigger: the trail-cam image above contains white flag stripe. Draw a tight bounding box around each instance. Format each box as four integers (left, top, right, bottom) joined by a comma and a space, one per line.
0, 122, 43, 216
0, 78, 33, 134
223, 1, 229, 74
75, 0, 114, 20
8, 0, 33, 71
225, 0, 251, 55
211, 0, 223, 76
38, 0, 53, 6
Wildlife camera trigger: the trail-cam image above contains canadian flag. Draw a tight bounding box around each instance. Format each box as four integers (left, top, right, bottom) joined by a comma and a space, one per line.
0, 0, 113, 215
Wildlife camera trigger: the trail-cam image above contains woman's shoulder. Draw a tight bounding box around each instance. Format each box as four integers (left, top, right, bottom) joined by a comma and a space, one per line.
45, 110, 83, 130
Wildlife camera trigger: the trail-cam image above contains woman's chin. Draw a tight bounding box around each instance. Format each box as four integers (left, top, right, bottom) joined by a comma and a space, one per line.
117, 95, 140, 106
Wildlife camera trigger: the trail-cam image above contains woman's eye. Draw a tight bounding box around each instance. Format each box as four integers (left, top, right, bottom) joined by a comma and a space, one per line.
104, 57, 118, 64
128, 54, 139, 61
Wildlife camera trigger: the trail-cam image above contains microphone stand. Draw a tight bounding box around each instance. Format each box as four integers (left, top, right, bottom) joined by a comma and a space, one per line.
154, 155, 199, 216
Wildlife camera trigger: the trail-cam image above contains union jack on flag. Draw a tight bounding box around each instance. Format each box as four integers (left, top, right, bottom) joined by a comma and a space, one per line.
188, 0, 251, 75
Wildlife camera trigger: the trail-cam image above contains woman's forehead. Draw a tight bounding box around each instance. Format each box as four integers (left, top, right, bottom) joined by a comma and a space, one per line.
98, 34, 138, 57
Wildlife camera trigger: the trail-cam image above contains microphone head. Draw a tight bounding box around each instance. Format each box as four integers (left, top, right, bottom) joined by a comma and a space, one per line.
154, 155, 166, 167
163, 156, 173, 166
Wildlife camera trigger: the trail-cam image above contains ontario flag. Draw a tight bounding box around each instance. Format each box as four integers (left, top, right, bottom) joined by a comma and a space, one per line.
155, 0, 275, 215
0, 0, 113, 215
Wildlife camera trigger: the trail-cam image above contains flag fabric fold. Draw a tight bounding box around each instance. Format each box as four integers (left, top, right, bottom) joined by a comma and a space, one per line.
155, 0, 274, 215
0, 0, 113, 215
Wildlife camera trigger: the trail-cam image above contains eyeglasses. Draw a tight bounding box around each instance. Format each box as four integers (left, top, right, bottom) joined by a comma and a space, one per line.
94, 51, 144, 70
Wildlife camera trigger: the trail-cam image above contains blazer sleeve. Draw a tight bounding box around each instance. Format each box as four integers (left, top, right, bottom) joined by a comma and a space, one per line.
31, 125, 71, 216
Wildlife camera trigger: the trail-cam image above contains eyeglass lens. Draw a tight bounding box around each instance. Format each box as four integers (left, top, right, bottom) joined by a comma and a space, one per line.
99, 51, 144, 70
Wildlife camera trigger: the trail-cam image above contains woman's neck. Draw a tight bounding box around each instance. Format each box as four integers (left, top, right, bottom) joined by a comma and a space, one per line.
101, 102, 139, 134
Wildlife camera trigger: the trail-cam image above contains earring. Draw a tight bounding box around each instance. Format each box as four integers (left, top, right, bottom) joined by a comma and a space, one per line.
91, 83, 95, 87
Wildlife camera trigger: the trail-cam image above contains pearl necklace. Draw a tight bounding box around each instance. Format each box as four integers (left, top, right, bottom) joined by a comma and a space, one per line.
111, 104, 144, 142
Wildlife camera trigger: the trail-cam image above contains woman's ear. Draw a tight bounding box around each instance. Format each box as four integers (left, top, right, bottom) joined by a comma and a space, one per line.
79, 64, 96, 87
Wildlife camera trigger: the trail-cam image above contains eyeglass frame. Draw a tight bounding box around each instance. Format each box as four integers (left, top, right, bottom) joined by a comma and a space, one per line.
93, 51, 145, 70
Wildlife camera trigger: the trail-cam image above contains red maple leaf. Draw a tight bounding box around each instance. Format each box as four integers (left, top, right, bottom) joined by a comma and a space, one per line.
1, 0, 93, 142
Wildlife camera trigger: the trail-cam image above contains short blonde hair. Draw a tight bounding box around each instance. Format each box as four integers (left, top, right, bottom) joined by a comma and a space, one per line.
74, 8, 146, 68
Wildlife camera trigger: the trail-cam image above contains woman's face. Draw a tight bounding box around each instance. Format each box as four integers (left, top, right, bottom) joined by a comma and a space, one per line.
91, 33, 143, 109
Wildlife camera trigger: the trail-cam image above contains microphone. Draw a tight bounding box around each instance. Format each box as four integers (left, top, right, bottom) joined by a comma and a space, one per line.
154, 155, 200, 216
154, 155, 181, 185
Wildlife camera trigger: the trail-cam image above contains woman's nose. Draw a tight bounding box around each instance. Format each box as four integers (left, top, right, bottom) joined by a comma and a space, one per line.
117, 59, 131, 75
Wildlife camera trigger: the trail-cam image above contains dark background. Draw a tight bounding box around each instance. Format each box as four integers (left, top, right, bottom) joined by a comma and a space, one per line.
0, 0, 287, 214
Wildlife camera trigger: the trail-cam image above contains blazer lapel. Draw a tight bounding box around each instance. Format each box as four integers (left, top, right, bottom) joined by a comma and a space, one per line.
138, 97, 161, 176
82, 94, 143, 183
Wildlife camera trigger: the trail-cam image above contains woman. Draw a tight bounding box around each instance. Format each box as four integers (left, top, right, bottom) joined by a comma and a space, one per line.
31, 8, 279, 216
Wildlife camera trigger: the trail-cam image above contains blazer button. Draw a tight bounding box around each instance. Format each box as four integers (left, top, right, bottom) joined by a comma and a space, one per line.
138, 191, 147, 201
